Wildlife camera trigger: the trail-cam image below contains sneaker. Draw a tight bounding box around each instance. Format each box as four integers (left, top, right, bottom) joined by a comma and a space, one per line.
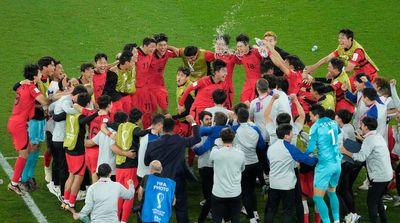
65, 203, 76, 213
254, 211, 260, 221
358, 178, 369, 191
249, 218, 257, 223
8, 183, 24, 195
19, 181, 33, 192
76, 190, 86, 201
28, 178, 39, 191
47, 182, 60, 197
199, 199, 206, 206
394, 196, 400, 207
44, 167, 52, 183
241, 206, 248, 215
382, 194, 393, 202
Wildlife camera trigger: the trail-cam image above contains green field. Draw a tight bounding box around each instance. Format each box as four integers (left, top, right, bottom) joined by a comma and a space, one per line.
1, 0, 399, 222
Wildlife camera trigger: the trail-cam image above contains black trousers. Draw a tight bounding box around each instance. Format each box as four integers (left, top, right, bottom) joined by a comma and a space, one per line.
265, 188, 295, 223
396, 162, 400, 195
367, 181, 389, 223
198, 167, 213, 223
337, 162, 356, 216
46, 132, 58, 185
241, 163, 259, 219
211, 195, 241, 223
175, 178, 189, 223
53, 142, 68, 195
294, 168, 304, 223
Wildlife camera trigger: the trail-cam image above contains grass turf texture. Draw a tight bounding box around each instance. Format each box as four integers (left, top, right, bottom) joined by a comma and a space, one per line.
0, 0, 399, 222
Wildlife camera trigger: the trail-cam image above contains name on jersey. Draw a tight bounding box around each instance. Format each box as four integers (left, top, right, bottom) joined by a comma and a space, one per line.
319, 120, 336, 128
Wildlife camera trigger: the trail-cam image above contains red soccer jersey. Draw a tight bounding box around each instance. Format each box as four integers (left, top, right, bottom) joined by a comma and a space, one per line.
135, 48, 152, 87
330, 79, 355, 112
93, 70, 107, 102
9, 82, 42, 122
238, 48, 262, 84
179, 76, 225, 109
215, 53, 238, 89
88, 114, 110, 140
148, 50, 177, 87
285, 69, 303, 95
333, 49, 377, 77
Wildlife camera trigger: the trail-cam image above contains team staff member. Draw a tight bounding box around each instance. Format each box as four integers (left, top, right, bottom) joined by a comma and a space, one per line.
306, 29, 379, 91
7, 64, 49, 195
145, 115, 201, 223
178, 59, 227, 123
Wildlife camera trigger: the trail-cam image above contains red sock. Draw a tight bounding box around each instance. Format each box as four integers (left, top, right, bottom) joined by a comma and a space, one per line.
304, 214, 309, 223
188, 149, 195, 167
12, 157, 27, 183
69, 194, 77, 206
315, 212, 321, 223
44, 150, 52, 167
64, 190, 71, 201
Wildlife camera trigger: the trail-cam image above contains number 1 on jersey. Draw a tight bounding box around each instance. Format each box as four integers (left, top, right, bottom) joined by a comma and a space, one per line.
328, 129, 336, 145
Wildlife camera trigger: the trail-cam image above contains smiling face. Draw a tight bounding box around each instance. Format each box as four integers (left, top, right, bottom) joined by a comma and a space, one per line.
156, 41, 168, 55
82, 67, 94, 81
144, 42, 156, 55
176, 71, 189, 86
95, 57, 108, 74
214, 38, 228, 54
201, 115, 212, 126
236, 41, 248, 56
263, 35, 276, 47
338, 33, 352, 49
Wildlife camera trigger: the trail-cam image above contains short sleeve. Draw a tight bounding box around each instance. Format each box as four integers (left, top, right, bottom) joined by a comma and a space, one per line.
204, 51, 216, 62
167, 50, 177, 58
30, 85, 42, 98
332, 50, 339, 57
349, 48, 365, 64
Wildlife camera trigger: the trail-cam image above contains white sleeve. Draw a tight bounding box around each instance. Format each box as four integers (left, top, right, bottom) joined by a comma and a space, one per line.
119, 183, 135, 200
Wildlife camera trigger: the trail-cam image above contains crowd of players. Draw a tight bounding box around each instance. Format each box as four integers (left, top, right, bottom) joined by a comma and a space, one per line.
6, 29, 400, 223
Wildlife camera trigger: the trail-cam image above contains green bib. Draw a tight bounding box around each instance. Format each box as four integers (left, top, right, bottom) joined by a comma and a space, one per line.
116, 66, 136, 94
181, 49, 209, 82
63, 113, 81, 150
37, 78, 49, 97
176, 80, 195, 122
116, 122, 137, 165
336, 40, 379, 71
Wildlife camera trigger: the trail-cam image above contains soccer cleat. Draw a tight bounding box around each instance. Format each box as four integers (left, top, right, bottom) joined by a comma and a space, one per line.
28, 178, 39, 191
241, 206, 248, 215
8, 183, 24, 195
254, 211, 259, 221
249, 218, 258, 223
19, 181, 33, 192
44, 167, 52, 183
76, 190, 87, 201
47, 182, 60, 197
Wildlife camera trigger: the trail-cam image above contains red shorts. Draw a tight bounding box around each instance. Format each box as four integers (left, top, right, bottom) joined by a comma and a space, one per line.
66, 153, 86, 176
110, 100, 124, 121
173, 120, 192, 137
120, 95, 133, 114
85, 148, 99, 173
7, 119, 29, 151
116, 167, 138, 190
152, 86, 168, 111
240, 82, 257, 103
300, 171, 315, 198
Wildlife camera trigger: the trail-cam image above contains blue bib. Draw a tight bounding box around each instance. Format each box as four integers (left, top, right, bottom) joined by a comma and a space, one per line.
141, 174, 176, 223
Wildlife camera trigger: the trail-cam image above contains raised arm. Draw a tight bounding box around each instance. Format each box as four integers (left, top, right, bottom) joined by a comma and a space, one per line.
266, 44, 290, 75
264, 93, 279, 124
290, 94, 305, 124
305, 53, 336, 74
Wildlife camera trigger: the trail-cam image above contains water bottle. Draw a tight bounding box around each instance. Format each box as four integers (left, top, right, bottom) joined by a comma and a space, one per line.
255, 38, 268, 57
311, 45, 318, 52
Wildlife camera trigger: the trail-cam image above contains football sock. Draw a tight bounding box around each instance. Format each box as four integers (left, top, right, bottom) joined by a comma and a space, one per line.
303, 200, 309, 223
44, 150, 51, 168
327, 191, 340, 222
313, 195, 330, 223
28, 149, 40, 179
12, 156, 27, 184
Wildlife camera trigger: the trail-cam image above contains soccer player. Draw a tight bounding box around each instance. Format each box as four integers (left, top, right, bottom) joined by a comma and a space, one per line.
235, 33, 265, 105
7, 64, 49, 195
311, 81, 336, 111
93, 53, 109, 102
178, 59, 227, 123
214, 34, 238, 109
304, 104, 342, 223
305, 29, 379, 91
262, 31, 290, 77
78, 63, 94, 87
178, 45, 215, 82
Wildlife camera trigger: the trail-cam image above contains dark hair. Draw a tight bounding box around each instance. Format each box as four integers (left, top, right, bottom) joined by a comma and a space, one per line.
154, 33, 168, 43
119, 51, 133, 65
362, 87, 378, 101
97, 95, 112, 109
311, 81, 326, 95
285, 55, 305, 71
23, 64, 40, 80
37, 56, 56, 70
177, 66, 190, 76
276, 77, 289, 93
151, 114, 165, 125
214, 112, 228, 126
276, 113, 292, 125
94, 53, 108, 62
361, 116, 377, 131
236, 33, 249, 44
339, 29, 354, 40
212, 59, 227, 73
184, 46, 198, 57
114, 111, 128, 124
336, 109, 353, 124
58, 77, 68, 91
163, 118, 175, 132
54, 60, 61, 66
330, 58, 344, 71
263, 74, 277, 89
256, 78, 269, 93
309, 104, 325, 118
374, 77, 391, 96
199, 111, 212, 122
77, 93, 91, 107
71, 85, 88, 96
276, 123, 293, 139
233, 103, 248, 115
325, 109, 336, 120
216, 34, 230, 45
129, 108, 142, 123
123, 43, 137, 52
212, 89, 227, 105
143, 37, 156, 46
80, 63, 94, 72
237, 108, 249, 123
97, 163, 112, 177
354, 73, 370, 83
220, 128, 235, 143
260, 58, 274, 75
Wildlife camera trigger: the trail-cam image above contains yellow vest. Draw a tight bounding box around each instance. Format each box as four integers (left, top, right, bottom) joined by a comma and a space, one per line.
319, 95, 336, 111
116, 122, 137, 165
64, 113, 81, 150
336, 40, 379, 71
37, 78, 49, 97
330, 70, 350, 101
181, 49, 209, 82
115, 66, 136, 94
176, 80, 195, 122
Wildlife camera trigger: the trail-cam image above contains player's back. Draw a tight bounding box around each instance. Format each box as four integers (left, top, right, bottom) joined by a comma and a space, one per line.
314, 117, 341, 166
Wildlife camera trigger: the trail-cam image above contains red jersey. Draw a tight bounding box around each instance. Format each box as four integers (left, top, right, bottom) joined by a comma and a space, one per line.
135, 48, 152, 87
93, 70, 107, 102
333, 49, 377, 77
330, 79, 355, 112
9, 82, 42, 122
179, 76, 225, 109
238, 48, 262, 84
285, 70, 303, 95
148, 50, 177, 87
215, 53, 238, 89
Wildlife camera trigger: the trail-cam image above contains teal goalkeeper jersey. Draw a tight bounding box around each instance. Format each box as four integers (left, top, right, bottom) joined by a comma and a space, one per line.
305, 117, 342, 167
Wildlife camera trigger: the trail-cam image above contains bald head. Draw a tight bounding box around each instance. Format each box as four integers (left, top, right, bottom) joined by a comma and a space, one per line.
150, 160, 163, 174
